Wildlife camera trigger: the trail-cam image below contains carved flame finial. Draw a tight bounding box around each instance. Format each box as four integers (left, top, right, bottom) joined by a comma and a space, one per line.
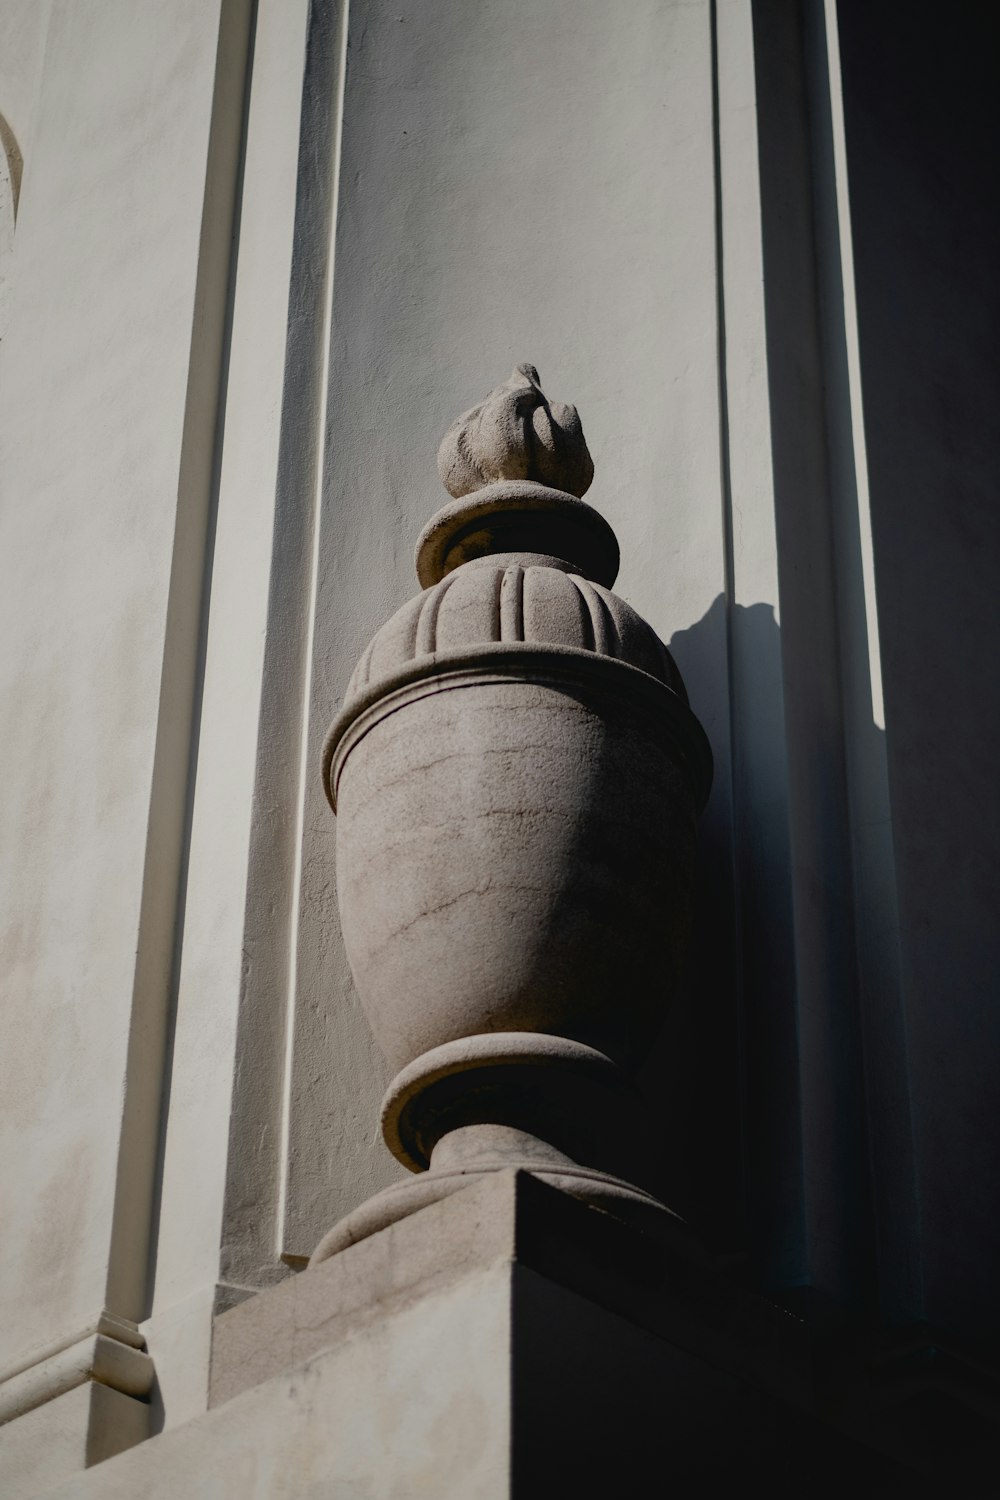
437, 363, 595, 500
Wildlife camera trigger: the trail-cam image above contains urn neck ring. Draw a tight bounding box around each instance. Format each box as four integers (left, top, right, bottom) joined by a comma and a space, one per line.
381, 1032, 635, 1172
415, 479, 620, 589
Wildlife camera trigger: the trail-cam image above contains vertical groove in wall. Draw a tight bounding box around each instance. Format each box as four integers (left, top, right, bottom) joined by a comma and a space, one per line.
275, 0, 352, 1252
803, 0, 920, 1325
708, 0, 752, 1246
104, 0, 259, 1322
749, 0, 882, 1309
219, 0, 350, 1287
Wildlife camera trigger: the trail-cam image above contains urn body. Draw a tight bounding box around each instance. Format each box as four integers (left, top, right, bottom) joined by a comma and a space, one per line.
334, 662, 700, 1079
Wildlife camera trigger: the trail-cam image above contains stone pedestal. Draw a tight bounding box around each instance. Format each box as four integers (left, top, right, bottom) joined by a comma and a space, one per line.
35, 1175, 927, 1498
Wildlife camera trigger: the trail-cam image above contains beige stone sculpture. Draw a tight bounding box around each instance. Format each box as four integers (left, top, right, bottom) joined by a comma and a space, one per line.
437, 361, 595, 500
311, 365, 712, 1263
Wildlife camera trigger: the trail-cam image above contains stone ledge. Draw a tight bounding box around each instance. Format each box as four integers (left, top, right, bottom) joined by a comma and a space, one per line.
0, 1314, 152, 1428
31, 1172, 973, 1496
208, 1170, 1000, 1487
42, 1171, 921, 1498
211, 1168, 807, 1411
210, 1168, 522, 1408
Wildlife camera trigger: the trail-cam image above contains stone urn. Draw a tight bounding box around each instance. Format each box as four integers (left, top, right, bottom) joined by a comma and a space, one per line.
311, 364, 712, 1262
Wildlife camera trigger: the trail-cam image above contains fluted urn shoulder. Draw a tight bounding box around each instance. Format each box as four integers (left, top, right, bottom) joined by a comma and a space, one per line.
343, 549, 684, 698
326, 528, 705, 812
311, 364, 713, 1264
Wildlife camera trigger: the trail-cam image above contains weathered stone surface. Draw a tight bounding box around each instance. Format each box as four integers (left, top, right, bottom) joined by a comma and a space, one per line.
437, 363, 595, 501
334, 676, 700, 1073
0, 0, 264, 1466
217, 1171, 808, 1412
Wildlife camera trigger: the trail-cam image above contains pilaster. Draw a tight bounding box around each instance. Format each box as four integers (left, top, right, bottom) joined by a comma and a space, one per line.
0, 0, 254, 1480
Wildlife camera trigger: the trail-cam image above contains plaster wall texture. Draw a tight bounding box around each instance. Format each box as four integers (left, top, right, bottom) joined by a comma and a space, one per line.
2, 0, 995, 1486
0, 0, 254, 1455
0, 3, 50, 161
0, 2, 50, 340
44, 1268, 511, 1500
37, 1171, 901, 1498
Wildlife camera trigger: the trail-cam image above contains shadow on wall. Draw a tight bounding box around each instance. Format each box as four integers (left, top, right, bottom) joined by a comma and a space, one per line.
639, 592, 889, 1302
634, 592, 759, 1255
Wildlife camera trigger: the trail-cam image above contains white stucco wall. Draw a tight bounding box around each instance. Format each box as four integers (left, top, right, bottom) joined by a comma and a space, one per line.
5, 0, 993, 1489
0, 0, 255, 1481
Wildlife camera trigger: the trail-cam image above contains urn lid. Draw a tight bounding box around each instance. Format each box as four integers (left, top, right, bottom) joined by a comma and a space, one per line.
415, 478, 620, 591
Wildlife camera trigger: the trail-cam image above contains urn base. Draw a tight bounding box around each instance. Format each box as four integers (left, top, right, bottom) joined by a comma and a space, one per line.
309, 1033, 694, 1266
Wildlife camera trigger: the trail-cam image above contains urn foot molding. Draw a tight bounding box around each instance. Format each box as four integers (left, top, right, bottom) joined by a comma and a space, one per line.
311, 364, 712, 1266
